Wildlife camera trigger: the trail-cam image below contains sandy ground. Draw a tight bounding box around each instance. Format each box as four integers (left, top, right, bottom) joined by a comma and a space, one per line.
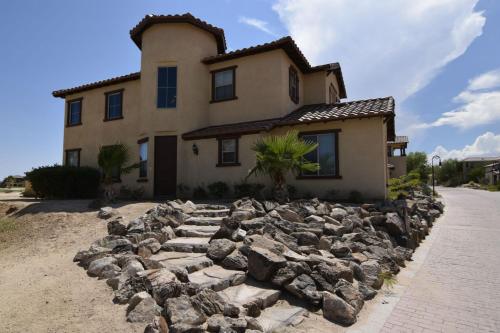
0, 193, 158, 333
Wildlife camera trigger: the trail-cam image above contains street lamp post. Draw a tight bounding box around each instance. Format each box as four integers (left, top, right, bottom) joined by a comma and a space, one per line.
431, 155, 442, 197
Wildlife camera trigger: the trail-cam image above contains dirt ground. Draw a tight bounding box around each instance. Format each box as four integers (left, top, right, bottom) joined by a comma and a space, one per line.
0, 193, 158, 333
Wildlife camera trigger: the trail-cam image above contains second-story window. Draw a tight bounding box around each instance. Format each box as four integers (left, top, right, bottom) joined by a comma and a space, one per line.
157, 67, 177, 108
105, 90, 123, 120
289, 66, 299, 104
212, 66, 236, 102
67, 99, 82, 126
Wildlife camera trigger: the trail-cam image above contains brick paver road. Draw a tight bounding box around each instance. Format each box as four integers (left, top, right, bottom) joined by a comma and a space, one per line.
381, 187, 500, 333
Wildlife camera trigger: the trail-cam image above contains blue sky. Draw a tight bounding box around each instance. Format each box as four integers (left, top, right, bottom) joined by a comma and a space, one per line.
1, 0, 499, 179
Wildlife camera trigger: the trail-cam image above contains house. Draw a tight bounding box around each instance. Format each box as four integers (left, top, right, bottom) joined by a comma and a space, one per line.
461, 156, 500, 182
484, 162, 500, 185
387, 136, 408, 178
53, 13, 403, 200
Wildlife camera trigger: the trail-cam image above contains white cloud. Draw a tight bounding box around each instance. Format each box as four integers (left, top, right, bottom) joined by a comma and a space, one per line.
428, 132, 500, 161
418, 68, 500, 129
239, 17, 277, 36
273, 0, 485, 102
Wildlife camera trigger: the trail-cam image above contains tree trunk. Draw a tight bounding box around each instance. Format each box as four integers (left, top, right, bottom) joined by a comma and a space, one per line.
273, 182, 289, 203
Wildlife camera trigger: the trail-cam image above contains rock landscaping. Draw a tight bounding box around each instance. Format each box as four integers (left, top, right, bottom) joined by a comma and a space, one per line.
75, 192, 444, 333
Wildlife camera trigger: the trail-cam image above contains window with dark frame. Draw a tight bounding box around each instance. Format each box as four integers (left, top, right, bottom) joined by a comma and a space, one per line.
289, 66, 299, 104
157, 67, 177, 108
65, 149, 80, 167
212, 67, 236, 102
300, 131, 340, 177
67, 99, 82, 126
217, 138, 239, 166
138, 139, 148, 178
105, 90, 123, 120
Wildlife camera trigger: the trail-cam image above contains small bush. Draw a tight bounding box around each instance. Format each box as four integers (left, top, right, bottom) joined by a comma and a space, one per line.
388, 171, 422, 200
193, 186, 208, 200
207, 181, 230, 199
25, 165, 100, 199
348, 190, 363, 203
487, 184, 500, 192
379, 271, 397, 290
234, 182, 265, 199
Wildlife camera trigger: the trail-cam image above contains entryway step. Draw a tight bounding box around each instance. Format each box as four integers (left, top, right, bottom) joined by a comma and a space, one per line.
161, 237, 211, 253
217, 281, 281, 310
191, 209, 230, 217
175, 225, 220, 238
188, 265, 246, 292
256, 303, 308, 333
148, 251, 213, 273
184, 216, 225, 226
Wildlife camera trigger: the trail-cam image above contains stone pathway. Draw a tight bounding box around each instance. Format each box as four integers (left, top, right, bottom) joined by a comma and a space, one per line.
380, 187, 500, 333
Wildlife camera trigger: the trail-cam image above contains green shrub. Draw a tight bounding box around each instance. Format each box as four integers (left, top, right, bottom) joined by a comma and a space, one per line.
466, 165, 485, 183
25, 165, 100, 199
436, 159, 462, 186
487, 184, 500, 192
406, 152, 430, 182
0, 218, 17, 233
234, 182, 265, 199
348, 190, 363, 203
193, 186, 208, 200
207, 181, 230, 198
388, 171, 422, 200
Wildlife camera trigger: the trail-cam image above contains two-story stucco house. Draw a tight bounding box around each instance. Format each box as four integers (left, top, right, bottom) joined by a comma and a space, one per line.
53, 13, 402, 200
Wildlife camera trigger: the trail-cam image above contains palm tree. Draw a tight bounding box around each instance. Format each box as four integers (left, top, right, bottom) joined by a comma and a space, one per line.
97, 143, 138, 201
247, 130, 320, 202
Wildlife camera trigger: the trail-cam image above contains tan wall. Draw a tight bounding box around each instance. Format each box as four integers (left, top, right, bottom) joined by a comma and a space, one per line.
181, 117, 388, 200
388, 156, 407, 178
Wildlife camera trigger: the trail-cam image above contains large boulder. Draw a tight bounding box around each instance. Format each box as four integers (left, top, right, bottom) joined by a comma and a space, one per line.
361, 260, 383, 289
98, 207, 118, 219
164, 295, 206, 330
330, 208, 348, 220
138, 238, 161, 258
107, 217, 128, 236
126, 291, 161, 323
334, 279, 364, 312
190, 288, 226, 316
285, 274, 322, 306
323, 292, 357, 325
271, 261, 311, 286
87, 256, 120, 279
290, 231, 319, 246
247, 247, 287, 281
385, 212, 406, 236
221, 250, 248, 271
142, 269, 182, 304
207, 239, 236, 261
315, 262, 353, 284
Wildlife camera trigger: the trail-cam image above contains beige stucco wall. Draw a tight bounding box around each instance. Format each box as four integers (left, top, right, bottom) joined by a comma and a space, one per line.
181, 117, 388, 200
388, 156, 407, 178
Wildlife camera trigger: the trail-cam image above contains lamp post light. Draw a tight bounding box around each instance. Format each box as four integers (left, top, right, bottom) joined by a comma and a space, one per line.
431, 155, 442, 197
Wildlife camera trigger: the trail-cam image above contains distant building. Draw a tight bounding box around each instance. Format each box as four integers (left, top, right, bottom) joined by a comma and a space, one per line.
461, 156, 500, 183
484, 162, 499, 185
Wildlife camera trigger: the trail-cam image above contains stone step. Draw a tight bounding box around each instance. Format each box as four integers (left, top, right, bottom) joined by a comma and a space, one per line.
190, 209, 230, 217
175, 225, 220, 238
196, 204, 228, 210
217, 281, 281, 310
147, 251, 213, 273
188, 265, 246, 292
256, 303, 308, 333
184, 216, 225, 226
161, 237, 211, 253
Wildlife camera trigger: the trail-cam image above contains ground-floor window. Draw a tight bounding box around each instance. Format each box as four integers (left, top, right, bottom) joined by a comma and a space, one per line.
300, 130, 340, 177
138, 138, 148, 178
65, 149, 81, 167
217, 137, 240, 166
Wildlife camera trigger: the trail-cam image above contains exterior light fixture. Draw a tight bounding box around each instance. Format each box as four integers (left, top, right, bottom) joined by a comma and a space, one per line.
192, 143, 199, 155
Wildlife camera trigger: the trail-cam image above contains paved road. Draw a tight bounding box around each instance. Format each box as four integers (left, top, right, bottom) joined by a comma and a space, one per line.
380, 187, 500, 333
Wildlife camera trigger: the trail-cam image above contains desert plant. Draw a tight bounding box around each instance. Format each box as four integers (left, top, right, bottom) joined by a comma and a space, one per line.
388, 170, 422, 200
247, 131, 319, 202
193, 186, 208, 200
207, 181, 230, 199
379, 271, 397, 290
97, 144, 138, 201
233, 182, 265, 199
25, 165, 100, 199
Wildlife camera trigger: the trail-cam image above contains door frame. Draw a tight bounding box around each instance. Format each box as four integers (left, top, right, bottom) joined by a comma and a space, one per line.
154, 135, 178, 197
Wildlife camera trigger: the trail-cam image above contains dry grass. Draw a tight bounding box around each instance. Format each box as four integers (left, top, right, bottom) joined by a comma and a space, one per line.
0, 217, 17, 233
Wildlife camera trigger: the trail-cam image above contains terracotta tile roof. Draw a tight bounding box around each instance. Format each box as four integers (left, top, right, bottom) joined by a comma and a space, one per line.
52, 72, 140, 98
182, 118, 281, 140
183, 97, 395, 140
202, 36, 347, 99
130, 13, 226, 54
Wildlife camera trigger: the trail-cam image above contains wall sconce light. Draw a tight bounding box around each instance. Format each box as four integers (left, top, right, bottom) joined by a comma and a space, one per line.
192, 143, 199, 155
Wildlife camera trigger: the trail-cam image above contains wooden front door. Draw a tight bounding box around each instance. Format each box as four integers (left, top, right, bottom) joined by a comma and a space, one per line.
154, 136, 177, 197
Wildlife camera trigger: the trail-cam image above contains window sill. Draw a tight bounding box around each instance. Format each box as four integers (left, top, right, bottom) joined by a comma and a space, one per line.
216, 162, 241, 167
103, 116, 124, 122
137, 178, 148, 183
66, 123, 82, 128
210, 96, 238, 104
296, 175, 342, 180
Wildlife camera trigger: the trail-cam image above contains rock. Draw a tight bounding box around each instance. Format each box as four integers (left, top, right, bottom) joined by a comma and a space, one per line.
93, 236, 133, 250
331, 241, 352, 258
318, 236, 333, 250
191, 288, 227, 316
331, 208, 348, 220
285, 274, 322, 306
385, 212, 406, 236
276, 208, 303, 223
223, 303, 240, 317
74, 247, 112, 268
114, 276, 147, 304
244, 235, 285, 255
310, 272, 335, 293
126, 291, 161, 323
271, 261, 311, 286
322, 292, 357, 325
142, 269, 182, 304
324, 223, 349, 236
206, 314, 247, 333
361, 260, 383, 289
138, 238, 161, 258
164, 295, 206, 329
304, 215, 325, 223
107, 217, 128, 236
87, 256, 120, 278
245, 301, 262, 317
221, 250, 248, 271
98, 206, 117, 219
160, 226, 176, 242
334, 279, 364, 312
207, 239, 237, 261
352, 252, 369, 264
128, 218, 146, 234
358, 283, 377, 300
246, 316, 264, 331
240, 216, 269, 231
248, 247, 287, 281
350, 262, 365, 282
315, 262, 353, 284
290, 231, 319, 246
